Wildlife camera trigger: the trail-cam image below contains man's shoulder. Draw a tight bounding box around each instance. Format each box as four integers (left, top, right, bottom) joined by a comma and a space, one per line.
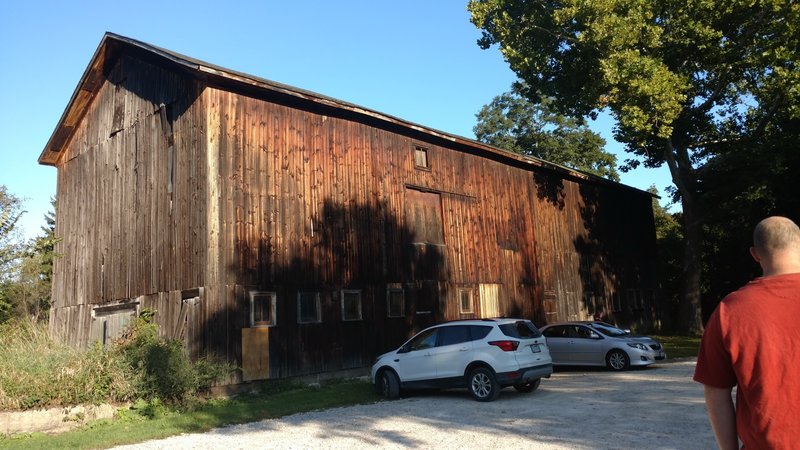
721, 272, 800, 305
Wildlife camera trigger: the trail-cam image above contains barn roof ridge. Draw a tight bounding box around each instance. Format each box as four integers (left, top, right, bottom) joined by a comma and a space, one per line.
38, 32, 649, 195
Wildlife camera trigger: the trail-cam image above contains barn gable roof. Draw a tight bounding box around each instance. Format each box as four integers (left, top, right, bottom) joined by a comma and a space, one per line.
38, 32, 644, 194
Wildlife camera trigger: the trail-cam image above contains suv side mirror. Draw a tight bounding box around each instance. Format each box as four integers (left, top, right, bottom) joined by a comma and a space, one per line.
397, 344, 410, 354
590, 331, 601, 339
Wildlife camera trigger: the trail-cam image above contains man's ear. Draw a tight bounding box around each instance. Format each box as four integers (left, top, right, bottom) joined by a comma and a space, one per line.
750, 246, 761, 262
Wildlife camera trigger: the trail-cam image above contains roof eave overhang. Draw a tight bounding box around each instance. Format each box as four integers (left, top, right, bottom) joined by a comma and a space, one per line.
37, 33, 646, 196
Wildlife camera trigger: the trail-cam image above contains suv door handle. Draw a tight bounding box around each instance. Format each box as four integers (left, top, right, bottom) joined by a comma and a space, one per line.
459, 347, 469, 352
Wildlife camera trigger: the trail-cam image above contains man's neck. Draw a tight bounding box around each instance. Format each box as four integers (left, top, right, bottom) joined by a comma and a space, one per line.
761, 259, 800, 278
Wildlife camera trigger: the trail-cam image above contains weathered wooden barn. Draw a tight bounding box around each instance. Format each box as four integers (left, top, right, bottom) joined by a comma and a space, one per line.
40, 33, 659, 381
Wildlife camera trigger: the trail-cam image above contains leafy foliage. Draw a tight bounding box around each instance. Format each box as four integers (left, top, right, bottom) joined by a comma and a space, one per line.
0, 186, 26, 324
0, 186, 25, 282
115, 309, 234, 402
469, 0, 800, 333
475, 83, 619, 180
0, 197, 58, 323
698, 111, 800, 315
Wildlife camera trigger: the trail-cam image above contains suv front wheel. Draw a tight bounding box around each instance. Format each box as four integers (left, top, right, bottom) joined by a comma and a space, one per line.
378, 369, 400, 399
468, 367, 501, 402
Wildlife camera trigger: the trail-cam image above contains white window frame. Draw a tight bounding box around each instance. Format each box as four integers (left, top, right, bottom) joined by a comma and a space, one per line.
458, 288, 474, 314
250, 291, 277, 327
386, 287, 405, 318
340, 290, 363, 321
297, 292, 322, 324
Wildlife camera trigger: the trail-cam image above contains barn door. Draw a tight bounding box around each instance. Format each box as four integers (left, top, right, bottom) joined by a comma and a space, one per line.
543, 289, 559, 323
90, 303, 138, 346
408, 281, 440, 332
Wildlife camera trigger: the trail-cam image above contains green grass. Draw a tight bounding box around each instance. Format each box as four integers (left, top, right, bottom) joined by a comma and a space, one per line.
0, 326, 699, 449
655, 335, 701, 359
0, 379, 379, 450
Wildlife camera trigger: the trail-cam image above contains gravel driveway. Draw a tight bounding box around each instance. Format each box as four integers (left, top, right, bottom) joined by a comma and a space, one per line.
113, 359, 715, 449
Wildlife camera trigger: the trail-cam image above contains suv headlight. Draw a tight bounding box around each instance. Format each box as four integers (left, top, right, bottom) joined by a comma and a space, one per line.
627, 343, 648, 351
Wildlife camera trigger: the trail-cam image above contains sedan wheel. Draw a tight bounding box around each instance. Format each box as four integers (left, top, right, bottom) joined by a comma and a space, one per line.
513, 378, 541, 393
469, 367, 500, 402
606, 349, 630, 371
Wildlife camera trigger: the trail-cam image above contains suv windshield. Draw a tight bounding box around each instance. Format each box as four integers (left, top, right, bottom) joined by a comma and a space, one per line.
589, 322, 629, 337
499, 321, 542, 339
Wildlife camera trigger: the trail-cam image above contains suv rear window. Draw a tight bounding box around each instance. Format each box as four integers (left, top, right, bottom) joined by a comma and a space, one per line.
499, 321, 542, 338
439, 325, 471, 346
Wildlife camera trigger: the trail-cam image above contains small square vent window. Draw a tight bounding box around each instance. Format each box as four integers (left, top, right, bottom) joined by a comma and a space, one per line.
458, 289, 474, 314
298, 292, 322, 324
341, 290, 363, 321
250, 291, 277, 327
414, 146, 429, 169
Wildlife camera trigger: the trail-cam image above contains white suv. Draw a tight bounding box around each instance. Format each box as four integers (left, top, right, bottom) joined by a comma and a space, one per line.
371, 318, 553, 402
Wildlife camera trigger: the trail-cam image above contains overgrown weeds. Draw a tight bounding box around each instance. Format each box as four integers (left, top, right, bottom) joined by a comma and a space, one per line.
0, 310, 235, 411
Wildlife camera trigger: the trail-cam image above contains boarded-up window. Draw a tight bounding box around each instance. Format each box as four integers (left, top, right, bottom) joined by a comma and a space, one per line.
250, 291, 276, 327
341, 290, 362, 321
90, 303, 138, 345
387, 287, 405, 318
458, 289, 474, 314
414, 145, 429, 169
479, 284, 501, 318
405, 188, 444, 245
297, 292, 321, 323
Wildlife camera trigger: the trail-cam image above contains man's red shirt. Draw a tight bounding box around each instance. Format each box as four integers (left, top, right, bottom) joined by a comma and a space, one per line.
694, 273, 800, 449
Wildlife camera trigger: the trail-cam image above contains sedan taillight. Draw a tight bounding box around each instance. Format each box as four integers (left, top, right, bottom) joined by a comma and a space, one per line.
488, 340, 519, 351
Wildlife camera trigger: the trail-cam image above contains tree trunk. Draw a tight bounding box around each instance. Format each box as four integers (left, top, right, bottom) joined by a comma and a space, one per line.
663, 140, 704, 335
678, 198, 704, 335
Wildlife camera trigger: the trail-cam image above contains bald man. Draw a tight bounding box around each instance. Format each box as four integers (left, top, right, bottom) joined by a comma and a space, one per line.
694, 216, 800, 449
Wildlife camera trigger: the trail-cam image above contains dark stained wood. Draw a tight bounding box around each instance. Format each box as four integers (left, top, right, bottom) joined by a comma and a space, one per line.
46, 42, 659, 382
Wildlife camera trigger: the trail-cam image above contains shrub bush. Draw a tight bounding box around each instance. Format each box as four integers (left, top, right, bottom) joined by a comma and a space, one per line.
113, 309, 235, 403
0, 311, 235, 410
0, 320, 135, 410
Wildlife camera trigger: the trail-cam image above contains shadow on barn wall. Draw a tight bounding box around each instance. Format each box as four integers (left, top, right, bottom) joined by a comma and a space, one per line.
576, 183, 660, 332
192, 199, 449, 380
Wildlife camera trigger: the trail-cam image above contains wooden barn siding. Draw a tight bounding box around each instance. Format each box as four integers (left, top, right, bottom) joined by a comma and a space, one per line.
49, 52, 657, 374
49, 55, 210, 347
205, 85, 624, 377
531, 176, 658, 324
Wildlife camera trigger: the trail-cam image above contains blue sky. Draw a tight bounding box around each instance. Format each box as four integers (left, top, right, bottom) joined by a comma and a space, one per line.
0, 0, 672, 240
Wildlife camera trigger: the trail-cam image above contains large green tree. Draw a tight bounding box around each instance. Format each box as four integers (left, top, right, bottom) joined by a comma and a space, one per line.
0, 186, 25, 323
699, 109, 800, 317
12, 199, 58, 322
475, 83, 619, 180
469, 0, 800, 334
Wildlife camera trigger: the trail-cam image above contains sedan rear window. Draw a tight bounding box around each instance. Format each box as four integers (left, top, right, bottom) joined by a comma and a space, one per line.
499, 321, 542, 339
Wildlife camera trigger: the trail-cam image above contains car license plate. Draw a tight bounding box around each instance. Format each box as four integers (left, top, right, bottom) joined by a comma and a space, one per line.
530, 344, 541, 353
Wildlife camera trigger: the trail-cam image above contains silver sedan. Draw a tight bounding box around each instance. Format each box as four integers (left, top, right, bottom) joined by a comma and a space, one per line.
539, 321, 666, 371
